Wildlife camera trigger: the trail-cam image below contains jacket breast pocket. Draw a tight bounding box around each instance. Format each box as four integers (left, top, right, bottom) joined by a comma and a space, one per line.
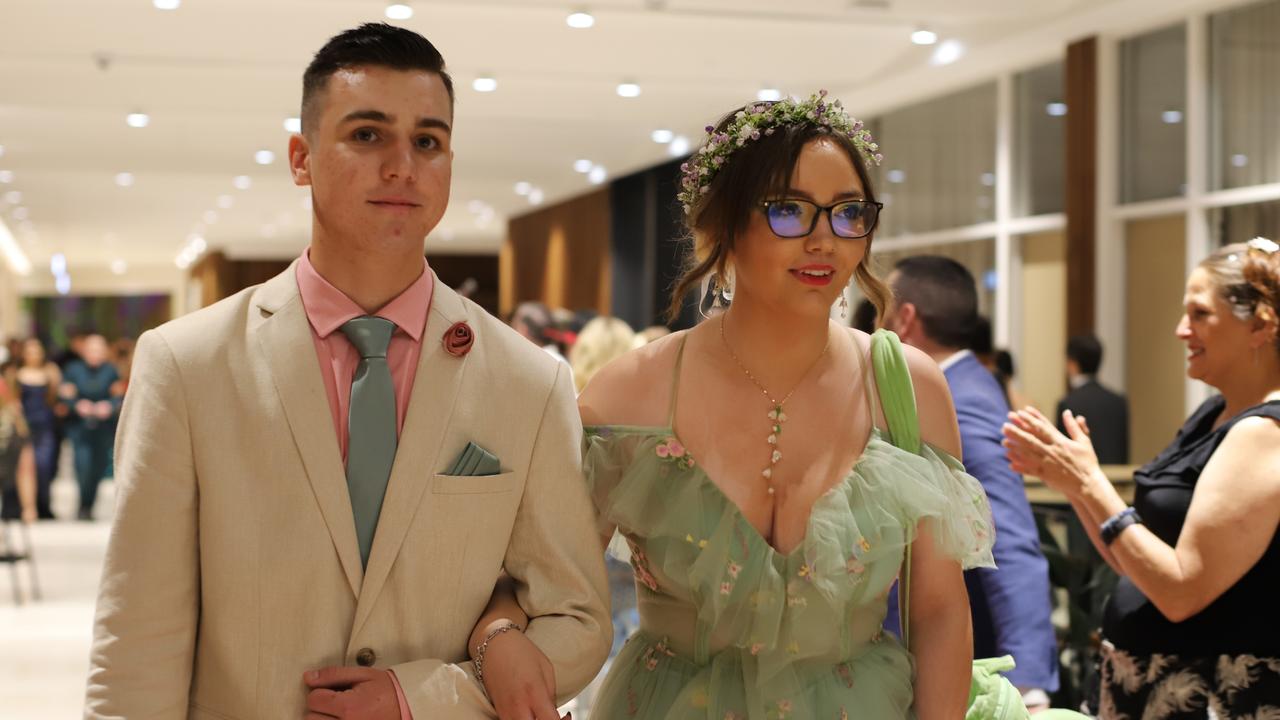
431, 471, 517, 495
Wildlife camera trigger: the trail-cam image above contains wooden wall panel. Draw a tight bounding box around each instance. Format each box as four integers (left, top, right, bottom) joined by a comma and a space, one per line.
1065, 36, 1098, 337
503, 188, 611, 317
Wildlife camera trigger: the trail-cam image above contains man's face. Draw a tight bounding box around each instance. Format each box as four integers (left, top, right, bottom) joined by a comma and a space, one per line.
290, 65, 453, 253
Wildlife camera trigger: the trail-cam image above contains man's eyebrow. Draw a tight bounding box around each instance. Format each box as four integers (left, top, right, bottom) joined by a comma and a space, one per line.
339, 110, 452, 135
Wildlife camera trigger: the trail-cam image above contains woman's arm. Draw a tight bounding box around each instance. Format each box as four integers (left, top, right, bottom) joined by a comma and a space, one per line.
902, 346, 978, 720
17, 442, 37, 523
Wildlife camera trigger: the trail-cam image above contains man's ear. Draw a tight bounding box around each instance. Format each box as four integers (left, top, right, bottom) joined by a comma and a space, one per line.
289, 133, 312, 187
893, 302, 917, 336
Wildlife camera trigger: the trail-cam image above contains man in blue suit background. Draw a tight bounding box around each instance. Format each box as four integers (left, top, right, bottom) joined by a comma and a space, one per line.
882, 256, 1059, 710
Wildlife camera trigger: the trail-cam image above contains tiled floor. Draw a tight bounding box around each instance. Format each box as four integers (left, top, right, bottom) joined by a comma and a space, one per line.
1, 464, 115, 720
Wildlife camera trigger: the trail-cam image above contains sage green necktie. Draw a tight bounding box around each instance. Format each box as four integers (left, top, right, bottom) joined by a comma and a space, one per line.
340, 316, 398, 569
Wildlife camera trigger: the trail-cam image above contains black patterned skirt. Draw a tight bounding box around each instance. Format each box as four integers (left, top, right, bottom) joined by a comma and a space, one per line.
1100, 641, 1280, 719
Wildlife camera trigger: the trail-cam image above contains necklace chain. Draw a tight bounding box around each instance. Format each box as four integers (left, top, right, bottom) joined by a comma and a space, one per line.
719, 315, 830, 495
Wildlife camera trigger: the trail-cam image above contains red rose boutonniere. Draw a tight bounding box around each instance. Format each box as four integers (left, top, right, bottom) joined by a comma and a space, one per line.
443, 321, 474, 357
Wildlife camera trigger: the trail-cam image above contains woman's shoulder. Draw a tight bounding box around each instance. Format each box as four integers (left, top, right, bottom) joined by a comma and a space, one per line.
579, 330, 688, 428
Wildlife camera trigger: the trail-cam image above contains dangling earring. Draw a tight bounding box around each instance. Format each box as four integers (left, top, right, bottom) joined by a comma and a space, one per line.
839, 293, 849, 319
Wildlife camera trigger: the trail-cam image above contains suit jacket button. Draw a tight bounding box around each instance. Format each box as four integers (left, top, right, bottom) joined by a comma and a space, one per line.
356, 648, 377, 667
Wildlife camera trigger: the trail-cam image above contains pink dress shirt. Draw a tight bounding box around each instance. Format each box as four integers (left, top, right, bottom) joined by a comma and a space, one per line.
295, 250, 433, 718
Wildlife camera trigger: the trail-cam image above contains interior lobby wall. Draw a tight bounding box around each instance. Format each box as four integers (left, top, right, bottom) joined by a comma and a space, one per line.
1020, 231, 1069, 414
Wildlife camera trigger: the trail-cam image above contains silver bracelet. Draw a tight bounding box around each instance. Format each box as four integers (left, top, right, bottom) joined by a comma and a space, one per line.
473, 622, 523, 688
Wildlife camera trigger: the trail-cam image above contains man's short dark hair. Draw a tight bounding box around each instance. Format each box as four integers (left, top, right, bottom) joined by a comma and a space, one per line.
1067, 334, 1104, 375
301, 23, 455, 134
852, 299, 878, 334
891, 256, 979, 348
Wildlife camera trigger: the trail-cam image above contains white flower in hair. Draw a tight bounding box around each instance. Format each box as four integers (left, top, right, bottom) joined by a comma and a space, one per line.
1247, 237, 1279, 254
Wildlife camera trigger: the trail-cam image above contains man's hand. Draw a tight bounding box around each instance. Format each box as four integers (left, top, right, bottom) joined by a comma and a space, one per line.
480, 630, 564, 720
303, 667, 400, 720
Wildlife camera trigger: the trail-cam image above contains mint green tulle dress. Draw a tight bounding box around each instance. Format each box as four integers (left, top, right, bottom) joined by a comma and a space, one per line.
582, 331, 996, 719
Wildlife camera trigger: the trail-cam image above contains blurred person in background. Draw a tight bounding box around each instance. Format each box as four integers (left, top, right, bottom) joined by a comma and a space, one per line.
59, 333, 121, 520
0, 377, 37, 524
633, 325, 672, 348
1004, 239, 1280, 718
1055, 334, 1128, 465
511, 300, 571, 366
884, 256, 1060, 710
569, 316, 636, 395
3, 338, 63, 519
852, 297, 878, 333
54, 330, 88, 369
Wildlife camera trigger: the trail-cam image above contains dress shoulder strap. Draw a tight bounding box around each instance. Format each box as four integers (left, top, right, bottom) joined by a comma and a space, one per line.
667, 333, 690, 428
870, 329, 921, 455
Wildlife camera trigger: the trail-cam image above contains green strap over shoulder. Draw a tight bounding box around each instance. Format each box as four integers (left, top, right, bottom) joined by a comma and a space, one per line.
870, 329, 922, 456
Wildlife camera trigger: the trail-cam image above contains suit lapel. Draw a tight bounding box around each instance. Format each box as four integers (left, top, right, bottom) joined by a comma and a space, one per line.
350, 275, 470, 639
252, 264, 363, 598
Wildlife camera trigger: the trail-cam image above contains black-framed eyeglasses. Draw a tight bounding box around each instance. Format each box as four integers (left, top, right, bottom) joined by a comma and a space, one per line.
759, 198, 883, 239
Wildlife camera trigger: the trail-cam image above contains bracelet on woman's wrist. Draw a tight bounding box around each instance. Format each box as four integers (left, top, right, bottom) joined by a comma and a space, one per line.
1100, 506, 1143, 546
472, 621, 523, 688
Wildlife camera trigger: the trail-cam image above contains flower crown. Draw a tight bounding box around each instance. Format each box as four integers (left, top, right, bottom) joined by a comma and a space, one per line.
678, 89, 882, 214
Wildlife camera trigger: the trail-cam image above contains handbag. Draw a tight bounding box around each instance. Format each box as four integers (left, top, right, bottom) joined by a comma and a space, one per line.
870, 329, 1035, 720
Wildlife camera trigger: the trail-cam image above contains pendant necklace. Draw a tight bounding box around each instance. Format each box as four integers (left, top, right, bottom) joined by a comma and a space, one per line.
720, 315, 830, 496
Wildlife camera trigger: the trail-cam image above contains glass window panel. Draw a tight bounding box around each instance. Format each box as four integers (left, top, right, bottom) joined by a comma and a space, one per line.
1014, 62, 1066, 217
1210, 0, 1280, 190
1209, 199, 1280, 248
869, 83, 997, 236
1120, 25, 1187, 203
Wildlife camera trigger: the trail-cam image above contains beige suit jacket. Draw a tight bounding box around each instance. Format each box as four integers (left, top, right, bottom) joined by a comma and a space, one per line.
85, 264, 611, 719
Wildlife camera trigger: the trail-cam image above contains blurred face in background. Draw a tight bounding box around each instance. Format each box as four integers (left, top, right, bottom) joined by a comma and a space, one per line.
22, 338, 46, 368
81, 335, 110, 368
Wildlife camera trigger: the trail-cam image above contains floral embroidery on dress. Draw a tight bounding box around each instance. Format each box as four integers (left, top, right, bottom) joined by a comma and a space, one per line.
766, 699, 793, 719
727, 560, 741, 578
720, 581, 733, 595
834, 662, 855, 688
641, 638, 676, 671
798, 563, 815, 582
785, 579, 808, 607
627, 538, 660, 592
858, 537, 872, 553
655, 437, 695, 469
845, 556, 866, 575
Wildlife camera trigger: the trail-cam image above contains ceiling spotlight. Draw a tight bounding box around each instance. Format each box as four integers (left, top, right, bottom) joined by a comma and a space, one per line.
886, 169, 906, 184
1046, 102, 1068, 117
254, 150, 275, 165
588, 165, 607, 184
385, 3, 413, 20
126, 112, 150, 128
466, 199, 486, 213
668, 135, 690, 156
616, 82, 641, 98
115, 172, 135, 187
757, 88, 783, 102
191, 236, 207, 253
981, 172, 996, 187
3, 191, 21, 204
110, 259, 128, 275
153, 0, 180, 9
233, 175, 252, 190
1232, 154, 1249, 168
1162, 109, 1184, 124
51, 253, 67, 276
202, 210, 218, 225
472, 76, 497, 92
0, 170, 13, 184
283, 117, 302, 133
216, 194, 234, 209
651, 129, 674, 143
12, 207, 29, 221
55, 274, 71, 296
528, 188, 545, 205
911, 28, 938, 45
566, 11, 595, 28
514, 181, 532, 195
930, 39, 964, 66
573, 159, 593, 173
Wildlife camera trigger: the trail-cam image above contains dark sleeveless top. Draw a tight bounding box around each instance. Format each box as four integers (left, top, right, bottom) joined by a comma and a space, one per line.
1102, 395, 1280, 656
19, 381, 56, 429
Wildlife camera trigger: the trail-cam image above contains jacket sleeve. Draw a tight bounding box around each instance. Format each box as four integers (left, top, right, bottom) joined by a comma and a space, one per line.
85, 330, 199, 719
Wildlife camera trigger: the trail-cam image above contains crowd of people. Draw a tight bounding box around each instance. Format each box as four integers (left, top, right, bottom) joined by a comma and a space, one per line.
0, 332, 134, 522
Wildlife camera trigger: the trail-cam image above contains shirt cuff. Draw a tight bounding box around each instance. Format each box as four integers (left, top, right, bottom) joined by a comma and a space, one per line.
388, 669, 413, 720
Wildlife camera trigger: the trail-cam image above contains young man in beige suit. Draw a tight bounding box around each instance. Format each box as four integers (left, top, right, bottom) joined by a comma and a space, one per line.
85, 24, 611, 720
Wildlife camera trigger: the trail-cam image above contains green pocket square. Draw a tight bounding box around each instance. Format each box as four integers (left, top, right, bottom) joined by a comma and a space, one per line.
445, 442, 502, 476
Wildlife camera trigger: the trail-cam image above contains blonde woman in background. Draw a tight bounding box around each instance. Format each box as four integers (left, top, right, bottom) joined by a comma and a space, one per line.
0, 378, 37, 524
570, 316, 637, 394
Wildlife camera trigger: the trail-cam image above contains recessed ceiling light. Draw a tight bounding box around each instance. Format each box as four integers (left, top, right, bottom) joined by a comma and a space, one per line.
930, 39, 964, 66
911, 29, 938, 45
573, 159, 593, 173
191, 236, 207, 253
668, 136, 690, 156
887, 169, 906, 184
1162, 109, 1183, 124
55, 274, 71, 296
153, 0, 180, 9
473, 76, 497, 92
216, 194, 234, 209
233, 175, 252, 190
757, 88, 783, 102
980, 172, 996, 187
203, 210, 218, 225
385, 3, 413, 20
50, 254, 67, 276
115, 172, 135, 187
514, 181, 532, 195
254, 150, 275, 165
616, 82, 641, 98
284, 117, 302, 133
0, 170, 13, 184
126, 112, 150, 128
12, 207, 29, 221
1232, 154, 1249, 167
528, 188, 544, 205
466, 199, 486, 213
3, 191, 21, 204
1046, 102, 1068, 117
588, 165, 607, 184
110, 259, 128, 275
566, 11, 595, 28
651, 129, 674, 143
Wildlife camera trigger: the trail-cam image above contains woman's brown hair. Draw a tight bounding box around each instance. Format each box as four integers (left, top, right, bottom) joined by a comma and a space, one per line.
1198, 240, 1280, 353
665, 101, 891, 323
